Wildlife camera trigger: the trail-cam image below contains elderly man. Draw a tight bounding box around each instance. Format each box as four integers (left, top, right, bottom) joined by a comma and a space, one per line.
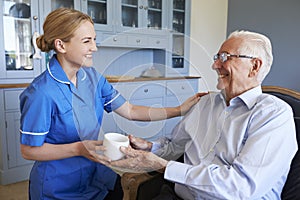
111, 30, 297, 199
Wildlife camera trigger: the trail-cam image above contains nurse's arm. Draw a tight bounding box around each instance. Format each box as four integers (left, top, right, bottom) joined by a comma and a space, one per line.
114, 92, 205, 121
20, 141, 111, 164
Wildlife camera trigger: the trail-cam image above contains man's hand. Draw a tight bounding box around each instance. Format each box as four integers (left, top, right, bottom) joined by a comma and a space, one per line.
110, 146, 168, 173
129, 135, 153, 151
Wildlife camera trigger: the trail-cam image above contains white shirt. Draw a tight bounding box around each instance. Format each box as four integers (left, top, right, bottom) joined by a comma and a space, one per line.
153, 86, 297, 199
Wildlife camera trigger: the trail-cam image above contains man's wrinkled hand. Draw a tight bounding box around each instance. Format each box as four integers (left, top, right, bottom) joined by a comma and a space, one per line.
109, 146, 168, 173
129, 135, 152, 151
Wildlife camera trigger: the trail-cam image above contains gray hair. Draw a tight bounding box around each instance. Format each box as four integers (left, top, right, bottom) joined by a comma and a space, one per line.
228, 30, 273, 83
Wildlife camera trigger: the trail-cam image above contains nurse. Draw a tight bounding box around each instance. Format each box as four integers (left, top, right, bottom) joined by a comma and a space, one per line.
19, 8, 203, 200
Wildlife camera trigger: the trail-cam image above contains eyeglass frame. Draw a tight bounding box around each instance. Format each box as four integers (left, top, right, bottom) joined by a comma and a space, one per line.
213, 52, 256, 63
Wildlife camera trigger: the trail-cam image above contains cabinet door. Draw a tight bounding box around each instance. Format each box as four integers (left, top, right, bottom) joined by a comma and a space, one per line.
81, 0, 114, 32
0, 0, 42, 79
48, 0, 80, 10
146, 0, 166, 29
116, 0, 167, 33
6, 112, 33, 168
166, 0, 191, 76
41, 0, 81, 18
116, 0, 140, 31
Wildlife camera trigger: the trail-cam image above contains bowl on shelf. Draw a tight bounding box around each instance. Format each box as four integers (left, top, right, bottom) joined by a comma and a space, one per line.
140, 67, 162, 78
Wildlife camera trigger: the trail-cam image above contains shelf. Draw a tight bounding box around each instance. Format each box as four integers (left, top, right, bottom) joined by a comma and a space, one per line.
172, 55, 184, 58
148, 8, 162, 12
173, 8, 185, 13
121, 4, 138, 8
89, 0, 107, 3
12, 17, 30, 22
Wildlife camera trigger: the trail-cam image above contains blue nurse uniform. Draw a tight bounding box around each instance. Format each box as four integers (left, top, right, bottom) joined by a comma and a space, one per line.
19, 55, 126, 199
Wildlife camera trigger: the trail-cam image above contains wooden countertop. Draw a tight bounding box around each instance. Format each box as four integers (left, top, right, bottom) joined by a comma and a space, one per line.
0, 83, 30, 89
106, 76, 201, 83
0, 76, 201, 89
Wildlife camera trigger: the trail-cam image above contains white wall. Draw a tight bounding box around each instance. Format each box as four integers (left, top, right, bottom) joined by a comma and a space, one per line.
189, 0, 228, 92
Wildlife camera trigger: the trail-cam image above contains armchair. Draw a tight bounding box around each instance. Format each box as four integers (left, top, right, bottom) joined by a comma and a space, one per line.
262, 86, 300, 200
120, 86, 300, 200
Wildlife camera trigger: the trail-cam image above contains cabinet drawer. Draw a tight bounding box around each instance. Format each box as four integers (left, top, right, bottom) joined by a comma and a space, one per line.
166, 81, 195, 96
127, 35, 148, 47
125, 83, 165, 99
148, 37, 168, 49
4, 89, 23, 110
101, 34, 128, 46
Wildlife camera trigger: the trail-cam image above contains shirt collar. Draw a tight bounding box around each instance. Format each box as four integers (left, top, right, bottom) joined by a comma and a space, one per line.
219, 86, 262, 109
77, 67, 87, 82
238, 86, 262, 109
47, 55, 70, 84
47, 55, 88, 85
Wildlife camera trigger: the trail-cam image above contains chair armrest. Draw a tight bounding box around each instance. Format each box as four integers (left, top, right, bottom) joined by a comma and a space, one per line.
120, 155, 184, 199
121, 171, 164, 200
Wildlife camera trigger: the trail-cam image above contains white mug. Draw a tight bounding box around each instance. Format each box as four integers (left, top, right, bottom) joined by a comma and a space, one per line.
103, 133, 129, 161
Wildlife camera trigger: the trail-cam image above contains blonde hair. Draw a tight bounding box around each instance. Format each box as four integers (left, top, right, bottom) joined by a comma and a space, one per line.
36, 8, 93, 52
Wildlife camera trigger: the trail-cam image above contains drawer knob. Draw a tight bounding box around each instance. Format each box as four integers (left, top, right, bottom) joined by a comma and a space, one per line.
144, 89, 149, 93
113, 37, 117, 42
181, 86, 185, 90
136, 39, 141, 43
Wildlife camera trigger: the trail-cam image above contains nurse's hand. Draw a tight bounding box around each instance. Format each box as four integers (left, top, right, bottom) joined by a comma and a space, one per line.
179, 92, 208, 115
78, 140, 111, 165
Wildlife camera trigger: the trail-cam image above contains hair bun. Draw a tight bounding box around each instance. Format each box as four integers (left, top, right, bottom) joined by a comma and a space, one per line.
36, 34, 52, 52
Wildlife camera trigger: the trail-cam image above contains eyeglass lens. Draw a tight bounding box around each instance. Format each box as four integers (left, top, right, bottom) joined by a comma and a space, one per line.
213, 53, 228, 62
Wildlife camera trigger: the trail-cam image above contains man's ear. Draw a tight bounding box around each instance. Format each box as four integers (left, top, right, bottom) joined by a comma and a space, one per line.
54, 39, 66, 53
249, 58, 262, 77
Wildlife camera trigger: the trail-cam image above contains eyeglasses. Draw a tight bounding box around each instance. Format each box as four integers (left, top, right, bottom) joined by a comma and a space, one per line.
213, 52, 256, 63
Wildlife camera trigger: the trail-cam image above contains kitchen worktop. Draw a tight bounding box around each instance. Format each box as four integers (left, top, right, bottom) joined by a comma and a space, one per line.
0, 76, 201, 88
